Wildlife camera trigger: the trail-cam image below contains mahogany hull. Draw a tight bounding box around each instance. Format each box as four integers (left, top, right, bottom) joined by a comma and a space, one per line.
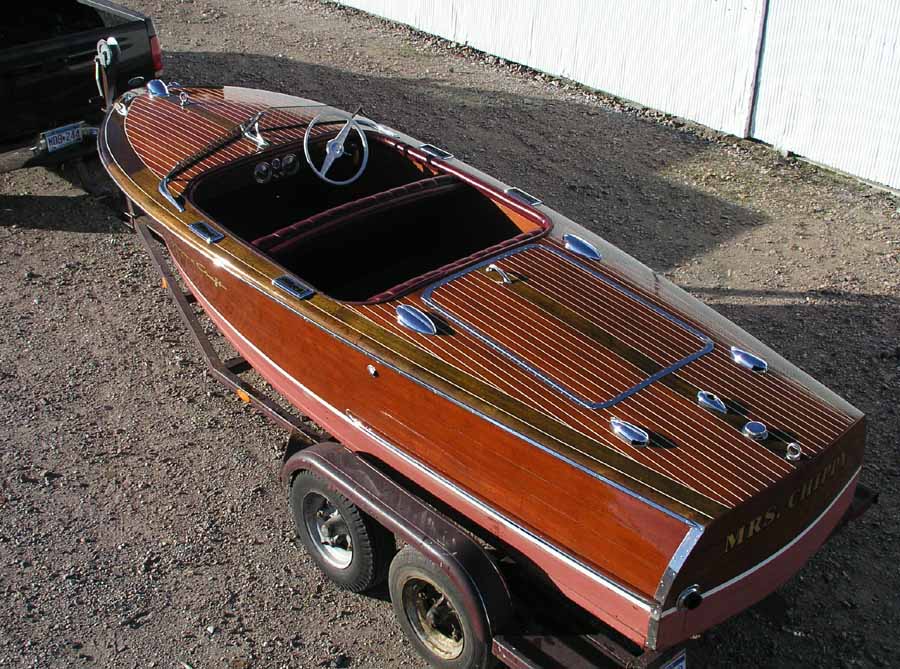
97, 84, 867, 650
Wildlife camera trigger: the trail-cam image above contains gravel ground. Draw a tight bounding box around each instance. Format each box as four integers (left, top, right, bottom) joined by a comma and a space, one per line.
1, 1, 898, 667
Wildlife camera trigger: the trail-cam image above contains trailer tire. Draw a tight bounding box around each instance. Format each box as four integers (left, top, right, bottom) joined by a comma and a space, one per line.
389, 546, 495, 669
290, 470, 395, 593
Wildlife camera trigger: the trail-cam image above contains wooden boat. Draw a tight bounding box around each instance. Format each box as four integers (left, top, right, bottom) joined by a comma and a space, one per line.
98, 81, 866, 651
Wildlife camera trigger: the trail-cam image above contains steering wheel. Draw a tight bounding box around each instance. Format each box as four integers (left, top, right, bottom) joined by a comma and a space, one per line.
303, 111, 369, 186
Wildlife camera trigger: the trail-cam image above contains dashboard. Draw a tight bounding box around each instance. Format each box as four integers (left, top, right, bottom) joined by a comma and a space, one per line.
253, 152, 300, 184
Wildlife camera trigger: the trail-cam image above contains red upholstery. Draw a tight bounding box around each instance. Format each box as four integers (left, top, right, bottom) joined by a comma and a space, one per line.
252, 175, 461, 253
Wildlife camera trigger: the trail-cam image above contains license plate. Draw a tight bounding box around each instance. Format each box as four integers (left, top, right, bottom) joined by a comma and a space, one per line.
661, 650, 687, 669
42, 122, 84, 153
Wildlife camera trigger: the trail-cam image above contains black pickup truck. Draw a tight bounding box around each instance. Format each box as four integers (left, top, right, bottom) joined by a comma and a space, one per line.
0, 0, 161, 172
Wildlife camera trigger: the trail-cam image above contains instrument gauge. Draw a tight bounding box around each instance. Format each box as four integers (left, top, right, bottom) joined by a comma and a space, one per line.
254, 161, 272, 184
283, 153, 299, 175
270, 157, 282, 172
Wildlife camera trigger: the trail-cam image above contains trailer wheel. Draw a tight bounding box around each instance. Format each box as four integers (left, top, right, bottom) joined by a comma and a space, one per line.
389, 546, 495, 669
290, 470, 395, 592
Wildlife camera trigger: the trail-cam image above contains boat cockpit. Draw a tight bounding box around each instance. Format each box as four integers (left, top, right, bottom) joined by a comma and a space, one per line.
187, 112, 550, 302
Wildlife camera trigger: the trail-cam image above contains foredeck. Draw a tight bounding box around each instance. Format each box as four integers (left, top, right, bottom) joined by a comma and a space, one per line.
352, 239, 858, 510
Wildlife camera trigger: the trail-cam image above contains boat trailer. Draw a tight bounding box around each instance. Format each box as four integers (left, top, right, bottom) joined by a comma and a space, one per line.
129, 214, 876, 669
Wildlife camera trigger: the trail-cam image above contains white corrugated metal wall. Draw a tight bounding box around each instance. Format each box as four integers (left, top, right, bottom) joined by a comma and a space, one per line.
340, 0, 766, 137
337, 0, 900, 190
751, 1, 900, 189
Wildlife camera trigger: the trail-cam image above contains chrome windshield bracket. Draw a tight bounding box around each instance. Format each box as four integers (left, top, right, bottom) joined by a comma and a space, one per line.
158, 177, 185, 212
242, 118, 269, 150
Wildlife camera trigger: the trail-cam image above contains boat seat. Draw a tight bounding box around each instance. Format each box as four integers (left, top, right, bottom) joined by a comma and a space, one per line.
251, 174, 461, 254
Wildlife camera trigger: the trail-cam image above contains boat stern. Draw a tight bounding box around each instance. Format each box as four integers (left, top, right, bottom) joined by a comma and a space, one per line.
651, 417, 867, 649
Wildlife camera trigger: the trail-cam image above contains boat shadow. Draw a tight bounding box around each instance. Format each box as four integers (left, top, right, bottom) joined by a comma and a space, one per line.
0, 160, 124, 234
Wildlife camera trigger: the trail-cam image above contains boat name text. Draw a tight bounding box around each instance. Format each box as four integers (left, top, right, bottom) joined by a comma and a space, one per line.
725, 450, 848, 552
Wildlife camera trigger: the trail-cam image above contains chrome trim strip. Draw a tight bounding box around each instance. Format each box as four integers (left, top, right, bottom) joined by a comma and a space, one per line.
505, 186, 542, 207
654, 525, 704, 604
659, 466, 861, 618
180, 274, 655, 615
187, 221, 224, 244
420, 143, 454, 160
563, 233, 602, 261
273, 275, 315, 300
421, 244, 714, 410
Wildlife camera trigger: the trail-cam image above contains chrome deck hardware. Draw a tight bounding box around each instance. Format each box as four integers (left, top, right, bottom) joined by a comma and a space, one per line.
563, 234, 602, 261
486, 263, 514, 284
146, 79, 169, 97
187, 221, 224, 244
696, 390, 727, 414
505, 187, 542, 207
730, 346, 768, 373
396, 305, 438, 335
786, 442, 803, 461
610, 418, 649, 447
742, 421, 769, 440
273, 275, 315, 300
420, 144, 454, 160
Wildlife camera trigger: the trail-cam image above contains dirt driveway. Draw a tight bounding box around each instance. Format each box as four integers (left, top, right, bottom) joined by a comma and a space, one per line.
1, 1, 897, 667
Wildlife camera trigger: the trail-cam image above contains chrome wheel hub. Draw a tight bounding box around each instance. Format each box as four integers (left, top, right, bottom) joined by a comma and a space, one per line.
302, 493, 353, 569
402, 578, 464, 660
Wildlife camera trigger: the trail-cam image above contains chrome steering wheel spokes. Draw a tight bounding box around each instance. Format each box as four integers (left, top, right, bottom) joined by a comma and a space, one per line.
303, 110, 369, 186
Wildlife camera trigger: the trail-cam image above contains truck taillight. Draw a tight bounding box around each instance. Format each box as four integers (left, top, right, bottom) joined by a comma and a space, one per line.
150, 35, 163, 75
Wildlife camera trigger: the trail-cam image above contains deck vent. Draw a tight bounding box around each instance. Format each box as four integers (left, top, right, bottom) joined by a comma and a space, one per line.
273, 275, 315, 300
146, 79, 169, 97
697, 390, 727, 414
742, 421, 768, 441
505, 187, 543, 207
188, 221, 224, 244
563, 234, 602, 261
420, 144, 454, 160
609, 417, 649, 447
730, 346, 768, 373
396, 305, 437, 336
